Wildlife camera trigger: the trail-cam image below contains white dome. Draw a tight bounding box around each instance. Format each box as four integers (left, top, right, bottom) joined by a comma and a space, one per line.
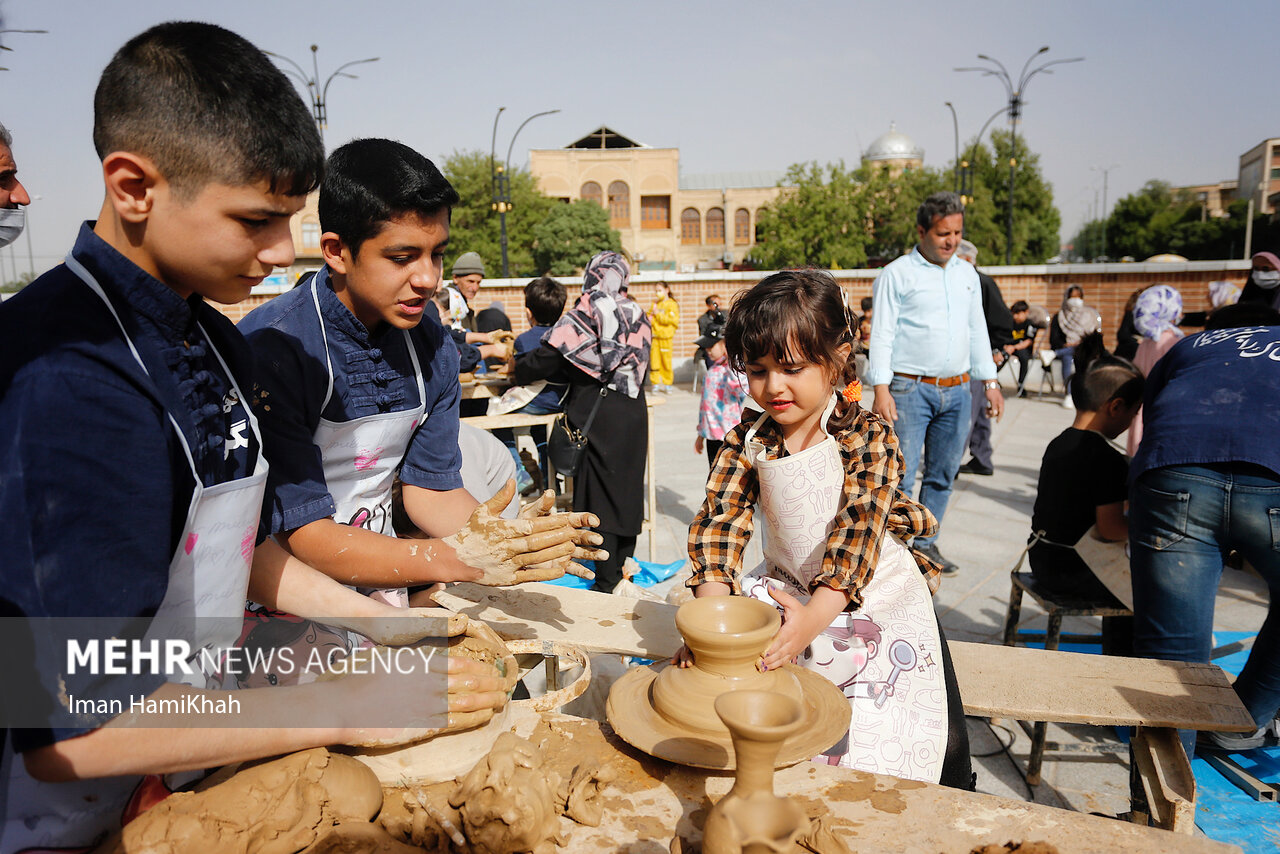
864, 122, 924, 162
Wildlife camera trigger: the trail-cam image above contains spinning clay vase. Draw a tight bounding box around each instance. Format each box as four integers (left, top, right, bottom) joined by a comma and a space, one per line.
650, 597, 803, 736
607, 595, 850, 769
702, 691, 811, 854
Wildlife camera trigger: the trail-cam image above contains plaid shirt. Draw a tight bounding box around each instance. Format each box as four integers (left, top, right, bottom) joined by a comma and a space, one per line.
687, 407, 942, 607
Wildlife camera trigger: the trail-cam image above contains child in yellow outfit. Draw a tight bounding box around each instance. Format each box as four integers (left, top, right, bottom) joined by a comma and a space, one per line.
650, 281, 679, 392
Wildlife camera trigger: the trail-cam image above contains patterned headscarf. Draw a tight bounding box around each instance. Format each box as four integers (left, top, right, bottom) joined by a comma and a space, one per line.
1208, 281, 1241, 309
1057, 286, 1101, 344
546, 251, 652, 398
1132, 284, 1184, 341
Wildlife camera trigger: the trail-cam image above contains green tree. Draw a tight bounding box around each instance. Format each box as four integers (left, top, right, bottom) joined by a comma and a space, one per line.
860, 163, 948, 261
750, 161, 875, 269
957, 130, 1061, 264
1, 271, 34, 293
531, 200, 622, 276
440, 149, 557, 277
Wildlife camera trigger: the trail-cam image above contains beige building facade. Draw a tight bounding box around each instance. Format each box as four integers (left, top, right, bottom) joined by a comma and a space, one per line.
1239, 137, 1280, 215
530, 127, 784, 272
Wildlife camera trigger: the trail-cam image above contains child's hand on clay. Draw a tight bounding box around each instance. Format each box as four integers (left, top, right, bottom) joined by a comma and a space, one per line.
332, 607, 469, 647
444, 481, 606, 586
339, 653, 509, 748
673, 581, 732, 667
671, 643, 694, 668
760, 586, 848, 673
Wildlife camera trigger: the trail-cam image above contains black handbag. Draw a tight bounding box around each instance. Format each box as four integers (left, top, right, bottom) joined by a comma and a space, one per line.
547, 377, 611, 478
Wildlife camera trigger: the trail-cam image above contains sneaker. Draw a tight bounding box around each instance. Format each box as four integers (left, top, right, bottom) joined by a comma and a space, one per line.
958, 459, 994, 476
1060, 393, 1075, 410
915, 543, 959, 576
1198, 726, 1272, 752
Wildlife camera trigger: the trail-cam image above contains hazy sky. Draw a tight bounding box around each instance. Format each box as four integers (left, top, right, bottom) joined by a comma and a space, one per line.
1, 0, 1274, 276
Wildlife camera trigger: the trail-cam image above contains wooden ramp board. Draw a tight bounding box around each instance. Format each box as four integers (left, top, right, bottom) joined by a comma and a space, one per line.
951, 641, 1255, 732
520, 714, 1241, 854
432, 581, 682, 660
435, 583, 1254, 733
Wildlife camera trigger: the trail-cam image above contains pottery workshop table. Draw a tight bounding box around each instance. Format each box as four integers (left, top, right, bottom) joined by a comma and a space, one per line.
528, 713, 1239, 854
434, 582, 1255, 834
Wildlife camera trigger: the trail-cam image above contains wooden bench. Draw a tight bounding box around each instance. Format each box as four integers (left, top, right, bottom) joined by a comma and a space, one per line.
434, 581, 1256, 833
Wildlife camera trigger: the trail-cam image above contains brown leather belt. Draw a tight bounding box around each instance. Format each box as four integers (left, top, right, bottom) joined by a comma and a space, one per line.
894, 372, 970, 388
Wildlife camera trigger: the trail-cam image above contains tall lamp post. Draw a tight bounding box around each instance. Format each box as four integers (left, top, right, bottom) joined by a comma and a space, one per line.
957, 47, 1082, 264
266, 45, 379, 144
954, 105, 1011, 237
944, 102, 960, 193
490, 107, 559, 277
1091, 164, 1119, 261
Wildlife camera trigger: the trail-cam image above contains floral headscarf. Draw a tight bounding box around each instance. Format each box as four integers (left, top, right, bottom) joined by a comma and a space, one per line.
1132, 284, 1184, 342
1058, 286, 1101, 344
546, 252, 652, 398
1208, 281, 1241, 310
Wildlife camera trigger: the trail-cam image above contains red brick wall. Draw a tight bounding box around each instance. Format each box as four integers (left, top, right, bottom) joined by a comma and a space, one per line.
211, 262, 1251, 356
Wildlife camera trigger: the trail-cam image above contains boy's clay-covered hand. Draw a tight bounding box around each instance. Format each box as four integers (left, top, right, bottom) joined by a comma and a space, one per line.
444, 482, 606, 586
340, 654, 509, 748
331, 607, 469, 647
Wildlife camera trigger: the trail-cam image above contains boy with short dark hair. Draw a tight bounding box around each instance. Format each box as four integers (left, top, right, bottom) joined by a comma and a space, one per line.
239, 139, 601, 600
1007, 300, 1037, 394
514, 275, 570, 413
0, 24, 506, 849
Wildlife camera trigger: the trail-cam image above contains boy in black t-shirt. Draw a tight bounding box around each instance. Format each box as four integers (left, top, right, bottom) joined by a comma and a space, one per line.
1006, 300, 1039, 395
1028, 335, 1143, 653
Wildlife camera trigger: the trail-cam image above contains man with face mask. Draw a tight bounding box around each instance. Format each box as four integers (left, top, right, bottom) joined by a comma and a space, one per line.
0, 122, 32, 250
1240, 251, 1280, 311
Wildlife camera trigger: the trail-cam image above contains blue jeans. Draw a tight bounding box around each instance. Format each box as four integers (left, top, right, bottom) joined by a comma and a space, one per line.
1130, 464, 1280, 750
888, 375, 971, 548
1053, 347, 1075, 384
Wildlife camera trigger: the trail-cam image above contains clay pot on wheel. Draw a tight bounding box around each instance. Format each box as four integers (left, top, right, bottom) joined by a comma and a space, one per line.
702, 691, 811, 854
650, 597, 803, 736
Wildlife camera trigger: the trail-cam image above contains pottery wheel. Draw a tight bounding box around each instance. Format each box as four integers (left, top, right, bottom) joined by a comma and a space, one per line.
606, 662, 851, 770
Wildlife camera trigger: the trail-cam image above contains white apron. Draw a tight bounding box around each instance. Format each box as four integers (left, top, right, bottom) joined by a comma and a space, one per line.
739, 399, 949, 782
1, 256, 267, 853
309, 276, 427, 607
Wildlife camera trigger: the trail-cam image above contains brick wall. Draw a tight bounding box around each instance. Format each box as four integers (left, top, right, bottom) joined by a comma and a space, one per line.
211, 260, 1252, 358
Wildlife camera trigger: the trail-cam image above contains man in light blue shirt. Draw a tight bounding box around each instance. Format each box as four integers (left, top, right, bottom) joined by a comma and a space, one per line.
869, 192, 1004, 574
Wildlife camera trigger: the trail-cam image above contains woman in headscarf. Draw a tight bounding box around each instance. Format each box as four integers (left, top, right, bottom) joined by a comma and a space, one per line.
513, 251, 652, 592
1239, 251, 1280, 311
1114, 286, 1148, 361
1049, 285, 1102, 403
1125, 284, 1184, 457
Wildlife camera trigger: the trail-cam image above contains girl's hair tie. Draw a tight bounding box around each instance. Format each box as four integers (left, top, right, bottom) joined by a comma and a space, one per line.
841, 378, 862, 403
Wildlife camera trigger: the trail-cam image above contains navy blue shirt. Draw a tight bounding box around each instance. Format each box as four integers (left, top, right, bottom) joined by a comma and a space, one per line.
1131, 326, 1280, 483
238, 266, 463, 534
515, 325, 566, 412
0, 224, 261, 745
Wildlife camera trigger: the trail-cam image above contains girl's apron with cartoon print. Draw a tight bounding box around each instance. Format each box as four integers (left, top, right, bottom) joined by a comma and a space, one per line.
2, 257, 270, 853
740, 398, 949, 781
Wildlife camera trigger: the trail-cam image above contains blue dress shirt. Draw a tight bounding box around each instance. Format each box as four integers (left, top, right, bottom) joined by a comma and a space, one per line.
867, 247, 996, 387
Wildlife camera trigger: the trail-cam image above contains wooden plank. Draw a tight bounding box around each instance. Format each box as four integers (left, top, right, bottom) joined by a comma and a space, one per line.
432, 582, 682, 660
951, 641, 1255, 732
460, 412, 559, 431
433, 585, 1254, 733
521, 714, 1240, 854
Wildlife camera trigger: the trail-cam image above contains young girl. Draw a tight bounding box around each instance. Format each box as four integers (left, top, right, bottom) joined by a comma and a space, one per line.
680, 269, 972, 788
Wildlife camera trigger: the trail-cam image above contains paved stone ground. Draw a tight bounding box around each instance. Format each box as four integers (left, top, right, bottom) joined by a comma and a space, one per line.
639, 363, 1270, 820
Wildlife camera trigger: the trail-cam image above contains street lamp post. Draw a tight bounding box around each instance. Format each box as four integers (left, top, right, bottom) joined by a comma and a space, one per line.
490, 108, 560, 277
266, 45, 379, 144
955, 105, 1012, 236
0, 28, 48, 71
957, 47, 1082, 264
1091, 164, 1119, 261
944, 102, 960, 193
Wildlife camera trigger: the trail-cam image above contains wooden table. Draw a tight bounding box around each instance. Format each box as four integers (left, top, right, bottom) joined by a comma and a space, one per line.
509, 713, 1241, 854
434, 581, 1255, 834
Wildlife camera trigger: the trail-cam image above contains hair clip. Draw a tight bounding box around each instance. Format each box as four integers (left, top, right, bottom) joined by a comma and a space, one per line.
841, 379, 862, 403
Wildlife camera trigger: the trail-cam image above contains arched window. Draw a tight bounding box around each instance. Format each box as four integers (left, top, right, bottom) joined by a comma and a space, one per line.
301, 220, 321, 248
681, 208, 702, 245
706, 207, 725, 242
580, 181, 602, 206
734, 208, 751, 245
608, 181, 630, 228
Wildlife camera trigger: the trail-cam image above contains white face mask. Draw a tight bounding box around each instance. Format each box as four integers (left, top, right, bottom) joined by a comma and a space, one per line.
1066, 296, 1084, 308
0, 207, 24, 249
1253, 269, 1280, 290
